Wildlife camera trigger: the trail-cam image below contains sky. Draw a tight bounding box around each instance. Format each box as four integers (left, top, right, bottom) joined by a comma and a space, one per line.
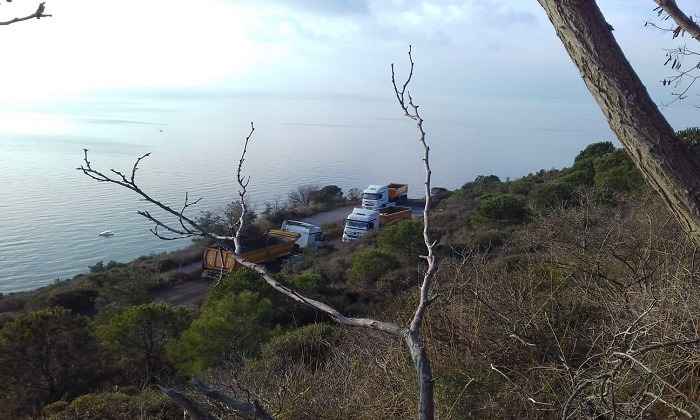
0, 0, 698, 140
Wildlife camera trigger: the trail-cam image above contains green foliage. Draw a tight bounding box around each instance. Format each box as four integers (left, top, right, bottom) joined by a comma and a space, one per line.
349, 248, 399, 285
558, 164, 595, 187
531, 182, 576, 209
476, 193, 528, 223
474, 175, 501, 185
290, 271, 325, 291
257, 323, 339, 371
48, 288, 99, 316
89, 260, 123, 273
0, 308, 101, 417
84, 266, 162, 307
509, 178, 536, 195
311, 185, 344, 206
591, 150, 644, 192
43, 389, 179, 420
96, 303, 191, 383
676, 127, 700, 146
169, 290, 273, 375
207, 268, 263, 301
574, 141, 615, 163
377, 219, 425, 258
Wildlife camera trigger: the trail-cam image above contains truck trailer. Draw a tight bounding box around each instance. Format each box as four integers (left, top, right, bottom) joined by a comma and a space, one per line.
202, 229, 300, 275
361, 183, 408, 210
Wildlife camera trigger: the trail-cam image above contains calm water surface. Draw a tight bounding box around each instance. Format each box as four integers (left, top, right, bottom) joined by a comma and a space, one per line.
0, 93, 612, 293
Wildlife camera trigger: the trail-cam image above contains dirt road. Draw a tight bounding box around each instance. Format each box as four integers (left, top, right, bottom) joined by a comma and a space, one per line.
301, 206, 356, 226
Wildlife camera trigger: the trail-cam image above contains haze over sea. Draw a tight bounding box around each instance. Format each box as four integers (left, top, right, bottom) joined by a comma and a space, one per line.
0, 90, 693, 293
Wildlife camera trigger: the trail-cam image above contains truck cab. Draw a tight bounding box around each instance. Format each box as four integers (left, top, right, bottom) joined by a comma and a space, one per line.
362, 183, 408, 210
281, 220, 323, 249
342, 208, 379, 241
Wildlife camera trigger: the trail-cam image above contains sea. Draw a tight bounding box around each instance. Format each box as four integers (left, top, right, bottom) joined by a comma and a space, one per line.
0, 92, 614, 293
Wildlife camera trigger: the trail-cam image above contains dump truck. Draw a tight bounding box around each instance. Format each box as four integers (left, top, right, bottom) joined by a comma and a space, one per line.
342, 206, 412, 241
281, 220, 323, 249
361, 183, 408, 210
202, 229, 300, 275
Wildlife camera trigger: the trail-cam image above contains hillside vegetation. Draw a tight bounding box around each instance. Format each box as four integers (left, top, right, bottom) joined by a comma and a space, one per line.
1, 141, 699, 419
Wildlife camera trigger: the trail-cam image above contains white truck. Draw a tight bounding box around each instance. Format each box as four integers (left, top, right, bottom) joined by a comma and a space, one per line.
281, 220, 323, 249
361, 183, 408, 210
342, 206, 412, 242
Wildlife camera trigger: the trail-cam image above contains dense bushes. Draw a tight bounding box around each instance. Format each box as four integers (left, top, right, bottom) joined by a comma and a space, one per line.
530, 182, 575, 209
349, 248, 399, 286
42, 389, 179, 420
96, 303, 191, 384
48, 288, 99, 315
377, 219, 425, 258
169, 283, 273, 374
0, 308, 103, 417
256, 323, 339, 372
476, 193, 528, 223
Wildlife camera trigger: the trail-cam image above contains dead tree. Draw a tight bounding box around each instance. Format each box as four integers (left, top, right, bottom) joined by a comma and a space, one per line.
0, 1, 50, 26
78, 47, 440, 420
538, 0, 700, 245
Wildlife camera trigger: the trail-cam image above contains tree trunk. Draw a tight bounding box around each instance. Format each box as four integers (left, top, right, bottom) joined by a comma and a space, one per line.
538, 0, 700, 243
405, 331, 435, 420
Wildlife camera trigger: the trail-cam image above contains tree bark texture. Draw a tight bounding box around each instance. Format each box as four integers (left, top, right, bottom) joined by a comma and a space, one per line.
538, 0, 700, 243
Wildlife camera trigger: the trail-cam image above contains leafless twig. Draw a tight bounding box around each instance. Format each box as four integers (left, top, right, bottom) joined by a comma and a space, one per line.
0, 2, 51, 26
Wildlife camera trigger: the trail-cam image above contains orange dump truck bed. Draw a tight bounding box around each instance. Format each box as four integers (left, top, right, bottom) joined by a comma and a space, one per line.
387, 183, 408, 202
379, 206, 412, 225
202, 229, 300, 273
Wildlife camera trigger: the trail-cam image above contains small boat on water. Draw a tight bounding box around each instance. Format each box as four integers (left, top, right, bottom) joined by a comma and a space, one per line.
98, 230, 115, 237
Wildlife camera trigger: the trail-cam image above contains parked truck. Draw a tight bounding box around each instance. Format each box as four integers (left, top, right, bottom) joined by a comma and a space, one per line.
361, 183, 408, 210
202, 229, 300, 275
342, 206, 412, 241
281, 220, 323, 249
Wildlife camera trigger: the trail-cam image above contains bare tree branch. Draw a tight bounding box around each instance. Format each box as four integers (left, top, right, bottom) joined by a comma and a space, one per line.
234, 122, 255, 255
157, 386, 217, 420
80, 47, 439, 420
0, 2, 51, 26
76, 148, 236, 243
191, 379, 274, 420
654, 0, 700, 41
391, 44, 439, 420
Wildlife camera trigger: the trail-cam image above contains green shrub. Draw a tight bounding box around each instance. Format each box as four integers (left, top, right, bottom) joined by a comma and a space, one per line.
96, 303, 191, 383
169, 290, 273, 375
207, 268, 263, 302
677, 127, 700, 146
509, 178, 535, 195
311, 185, 344, 206
471, 229, 508, 251
558, 165, 594, 187
258, 323, 338, 370
531, 182, 576, 209
377, 219, 425, 258
349, 248, 399, 285
593, 150, 644, 192
574, 141, 615, 163
43, 390, 178, 420
88, 260, 123, 273
476, 193, 528, 223
290, 271, 325, 291
48, 288, 99, 316
0, 308, 102, 416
